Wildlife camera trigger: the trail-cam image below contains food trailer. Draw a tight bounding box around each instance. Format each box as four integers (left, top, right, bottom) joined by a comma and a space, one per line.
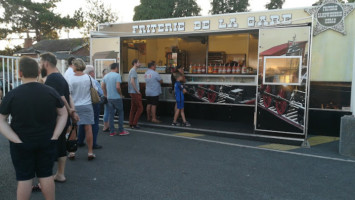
90, 0, 355, 144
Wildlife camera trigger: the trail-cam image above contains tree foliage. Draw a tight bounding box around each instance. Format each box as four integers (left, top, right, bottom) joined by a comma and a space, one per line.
74, 0, 118, 35
0, 45, 22, 56
210, 0, 249, 14
0, 0, 80, 42
265, 0, 285, 10
348, 0, 354, 3
312, 0, 346, 6
172, 0, 201, 17
133, 0, 201, 21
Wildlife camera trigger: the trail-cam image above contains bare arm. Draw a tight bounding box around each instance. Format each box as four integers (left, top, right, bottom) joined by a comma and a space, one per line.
116, 82, 123, 97
130, 78, 140, 94
51, 107, 68, 140
0, 114, 22, 143
102, 82, 107, 97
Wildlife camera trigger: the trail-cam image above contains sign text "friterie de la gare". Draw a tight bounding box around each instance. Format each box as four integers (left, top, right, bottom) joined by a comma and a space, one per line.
132, 14, 292, 34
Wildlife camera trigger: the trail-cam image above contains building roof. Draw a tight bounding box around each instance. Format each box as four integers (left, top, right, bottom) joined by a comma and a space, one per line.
16, 38, 88, 54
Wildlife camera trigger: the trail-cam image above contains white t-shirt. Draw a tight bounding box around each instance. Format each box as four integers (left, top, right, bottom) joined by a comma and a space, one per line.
68, 74, 98, 106
64, 67, 74, 82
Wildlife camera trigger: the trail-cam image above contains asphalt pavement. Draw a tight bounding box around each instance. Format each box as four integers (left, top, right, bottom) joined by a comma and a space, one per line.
1, 124, 355, 200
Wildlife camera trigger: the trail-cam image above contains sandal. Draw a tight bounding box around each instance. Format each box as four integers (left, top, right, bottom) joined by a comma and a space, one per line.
32, 184, 41, 192
68, 152, 75, 160
88, 153, 96, 161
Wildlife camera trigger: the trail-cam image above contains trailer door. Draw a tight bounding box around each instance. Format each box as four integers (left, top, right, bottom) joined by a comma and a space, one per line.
255, 26, 312, 136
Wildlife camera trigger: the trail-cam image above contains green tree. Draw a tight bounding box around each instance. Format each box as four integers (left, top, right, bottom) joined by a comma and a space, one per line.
210, 0, 249, 14
0, 0, 80, 42
0, 45, 22, 56
133, 0, 175, 21
348, 0, 354, 3
74, 0, 118, 35
312, 0, 346, 6
265, 0, 285, 10
173, 0, 201, 17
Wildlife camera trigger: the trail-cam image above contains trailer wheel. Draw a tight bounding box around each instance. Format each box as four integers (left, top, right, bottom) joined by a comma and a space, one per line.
197, 85, 205, 99
262, 85, 273, 108
275, 88, 288, 115
207, 85, 218, 103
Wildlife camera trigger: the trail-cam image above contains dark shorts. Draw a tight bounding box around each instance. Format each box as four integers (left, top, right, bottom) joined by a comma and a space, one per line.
56, 126, 69, 159
146, 96, 159, 105
10, 140, 57, 181
176, 101, 184, 109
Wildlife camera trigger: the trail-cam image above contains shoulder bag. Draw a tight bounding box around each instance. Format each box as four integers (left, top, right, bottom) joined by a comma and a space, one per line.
88, 75, 100, 104
66, 125, 78, 152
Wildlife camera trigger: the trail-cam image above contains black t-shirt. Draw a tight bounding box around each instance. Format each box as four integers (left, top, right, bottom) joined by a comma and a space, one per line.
45, 73, 70, 126
0, 82, 64, 143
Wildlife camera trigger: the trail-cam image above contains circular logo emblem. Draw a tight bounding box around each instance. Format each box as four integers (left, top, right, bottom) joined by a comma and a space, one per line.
317, 3, 344, 27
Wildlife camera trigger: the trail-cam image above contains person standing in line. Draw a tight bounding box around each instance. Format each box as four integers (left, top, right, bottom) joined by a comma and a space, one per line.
172, 72, 191, 127
102, 69, 110, 132
144, 61, 163, 123
171, 65, 185, 113
102, 63, 129, 136
0, 56, 68, 200
40, 53, 80, 183
77, 65, 103, 149
128, 59, 143, 129
67, 58, 97, 160
64, 57, 75, 81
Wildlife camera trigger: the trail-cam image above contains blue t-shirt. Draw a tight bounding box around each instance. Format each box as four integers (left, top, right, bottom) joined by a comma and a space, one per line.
128, 67, 139, 94
174, 81, 184, 102
102, 72, 122, 99
144, 69, 162, 97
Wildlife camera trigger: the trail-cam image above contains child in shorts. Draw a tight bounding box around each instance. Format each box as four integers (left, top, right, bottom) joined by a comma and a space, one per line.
172, 72, 191, 127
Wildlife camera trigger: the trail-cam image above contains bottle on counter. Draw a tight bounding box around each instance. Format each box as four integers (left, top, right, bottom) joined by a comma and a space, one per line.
242, 61, 247, 74
236, 62, 242, 74
189, 63, 193, 73
192, 64, 197, 74
208, 64, 213, 74
232, 63, 236, 74
218, 64, 222, 74
213, 64, 218, 74
197, 64, 202, 74
222, 64, 226, 74
227, 64, 231, 74
201, 64, 206, 74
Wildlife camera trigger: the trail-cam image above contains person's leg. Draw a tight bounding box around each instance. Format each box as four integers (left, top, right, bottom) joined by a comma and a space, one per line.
151, 105, 157, 121
134, 94, 143, 126
38, 176, 55, 200
103, 104, 109, 130
108, 100, 116, 133
116, 99, 125, 133
54, 156, 66, 182
77, 125, 85, 145
85, 124, 94, 154
92, 104, 100, 146
17, 180, 33, 200
146, 104, 152, 121
129, 94, 136, 126
180, 108, 187, 122
173, 109, 180, 123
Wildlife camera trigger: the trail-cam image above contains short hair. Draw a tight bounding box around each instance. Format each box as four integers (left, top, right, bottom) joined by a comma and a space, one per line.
68, 57, 76, 66
73, 58, 86, 72
19, 56, 39, 78
40, 52, 57, 67
132, 59, 138, 66
110, 63, 119, 70
148, 61, 156, 68
175, 72, 183, 79
84, 65, 94, 74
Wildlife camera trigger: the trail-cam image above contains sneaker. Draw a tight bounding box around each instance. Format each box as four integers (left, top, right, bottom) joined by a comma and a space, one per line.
130, 125, 141, 129
93, 145, 103, 149
171, 122, 180, 126
119, 130, 130, 136
109, 132, 117, 136
182, 121, 191, 127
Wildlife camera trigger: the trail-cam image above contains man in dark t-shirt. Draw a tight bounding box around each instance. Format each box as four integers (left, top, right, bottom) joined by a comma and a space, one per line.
40, 52, 79, 183
0, 56, 68, 200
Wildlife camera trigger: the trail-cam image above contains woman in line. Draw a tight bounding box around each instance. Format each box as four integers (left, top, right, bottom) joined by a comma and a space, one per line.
67, 58, 98, 160
102, 68, 110, 132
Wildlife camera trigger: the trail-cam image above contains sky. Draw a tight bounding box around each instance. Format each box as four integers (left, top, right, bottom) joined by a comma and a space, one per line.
0, 0, 316, 50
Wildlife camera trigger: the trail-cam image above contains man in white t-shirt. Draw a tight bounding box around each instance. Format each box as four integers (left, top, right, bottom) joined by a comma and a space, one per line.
64, 57, 75, 81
